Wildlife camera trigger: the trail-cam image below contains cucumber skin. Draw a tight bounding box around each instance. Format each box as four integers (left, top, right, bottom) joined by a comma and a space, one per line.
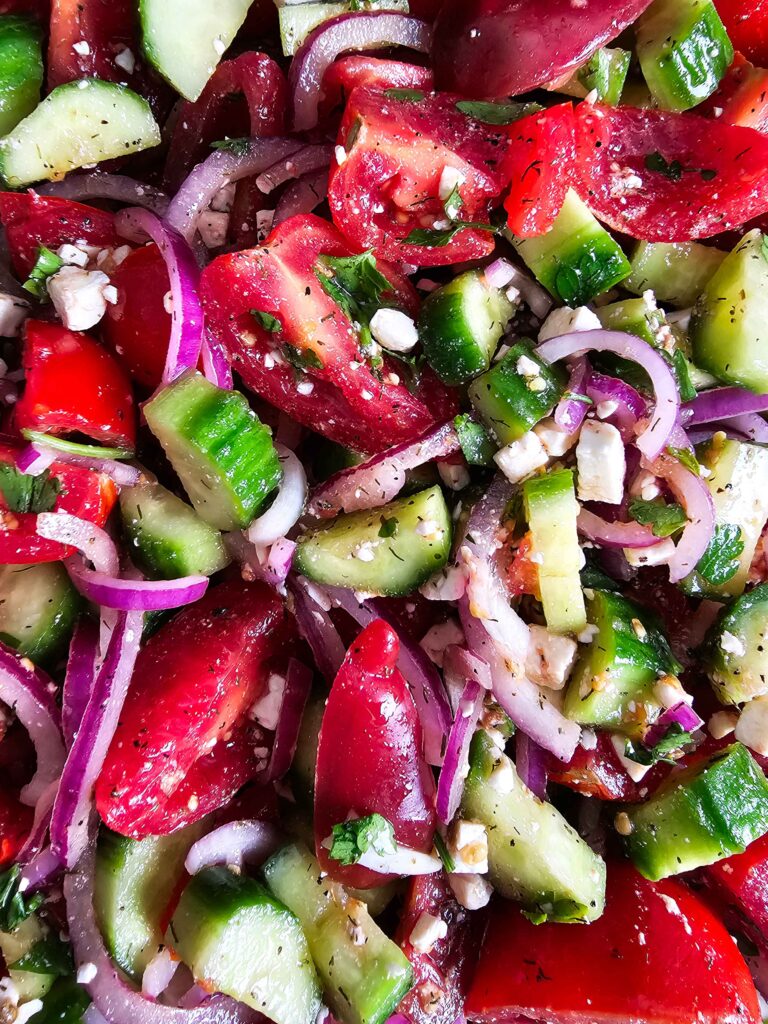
704, 583, 768, 703
625, 240, 726, 308
0, 15, 43, 136
0, 562, 80, 668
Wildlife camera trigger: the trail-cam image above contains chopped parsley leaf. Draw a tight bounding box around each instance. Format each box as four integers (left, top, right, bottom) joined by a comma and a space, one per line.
625, 722, 694, 766
696, 522, 744, 586
628, 498, 688, 539
251, 310, 282, 333
0, 463, 60, 514
455, 99, 541, 125
0, 865, 44, 933
329, 813, 396, 866
23, 246, 63, 301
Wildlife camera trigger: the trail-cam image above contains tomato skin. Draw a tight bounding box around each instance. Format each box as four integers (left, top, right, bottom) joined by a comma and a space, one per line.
503, 533, 541, 599
503, 103, 576, 238
394, 872, 484, 1024
314, 620, 437, 889
0, 441, 117, 563
574, 102, 768, 241
704, 833, 768, 946
0, 192, 119, 278
201, 213, 449, 455
95, 578, 290, 839
320, 56, 433, 120
702, 54, 768, 133
714, 0, 768, 67
101, 243, 170, 390
466, 861, 761, 1024
328, 87, 510, 267
546, 731, 666, 801
15, 321, 136, 449
0, 788, 33, 868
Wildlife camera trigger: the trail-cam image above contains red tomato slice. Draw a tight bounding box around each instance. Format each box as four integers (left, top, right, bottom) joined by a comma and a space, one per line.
702, 53, 768, 133
466, 860, 761, 1024
320, 56, 434, 121
574, 102, 768, 241
0, 786, 33, 868
704, 833, 768, 946
328, 87, 510, 267
101, 242, 171, 390
394, 872, 485, 1024
545, 730, 667, 802
714, 0, 768, 67
503, 533, 541, 599
0, 192, 120, 278
200, 213, 449, 455
15, 321, 136, 449
0, 0, 48, 14
95, 578, 289, 839
503, 103, 576, 238
314, 620, 437, 889
0, 441, 117, 564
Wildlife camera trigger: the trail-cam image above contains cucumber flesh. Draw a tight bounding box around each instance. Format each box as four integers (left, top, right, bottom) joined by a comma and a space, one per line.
295, 485, 452, 597
0, 916, 56, 1002
170, 866, 322, 1024
140, 0, 251, 101
120, 477, 230, 580
625, 240, 726, 308
144, 370, 282, 532
0, 15, 43, 136
0, 562, 80, 667
0, 79, 160, 188
279, 0, 409, 56
263, 843, 413, 1024
461, 731, 606, 922
704, 583, 768, 704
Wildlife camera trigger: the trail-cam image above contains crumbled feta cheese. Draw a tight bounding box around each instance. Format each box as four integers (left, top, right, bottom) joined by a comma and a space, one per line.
369, 308, 418, 353
334, 144, 347, 166
409, 912, 448, 954
494, 431, 548, 485
610, 734, 652, 783
198, 211, 229, 249
653, 674, 691, 710
72, 39, 90, 56
56, 243, 89, 268
525, 625, 578, 690
516, 353, 541, 379
448, 873, 492, 910
709, 709, 739, 740
623, 538, 676, 568
415, 518, 444, 542
488, 755, 515, 793
595, 399, 619, 419
76, 962, 98, 985
353, 541, 376, 562
16, 1000, 44, 1024
96, 244, 131, 273
48, 267, 114, 331
447, 820, 489, 873
720, 630, 746, 657
538, 305, 601, 341
576, 420, 625, 504
210, 182, 236, 213
213, 35, 226, 56
114, 46, 135, 74
297, 380, 314, 396
609, 165, 643, 197
256, 209, 274, 242
630, 468, 662, 501
581, 727, 598, 750
438, 462, 471, 491
736, 697, 768, 756
248, 672, 286, 731
419, 619, 464, 667
419, 565, 467, 603
0, 293, 29, 337
438, 165, 466, 201
533, 417, 578, 457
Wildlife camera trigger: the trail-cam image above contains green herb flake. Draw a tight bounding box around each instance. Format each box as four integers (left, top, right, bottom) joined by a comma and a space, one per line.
628, 498, 688, 539
329, 813, 396, 866
433, 831, 455, 873
696, 522, 745, 586
315, 250, 392, 339
383, 88, 425, 103
443, 182, 464, 221
625, 722, 694, 767
23, 246, 64, 301
251, 310, 282, 333
34, 977, 91, 1024
454, 413, 496, 466
455, 99, 541, 125
644, 151, 683, 182
10, 935, 73, 976
0, 865, 44, 933
667, 445, 701, 477
0, 464, 60, 514
283, 344, 324, 373
580, 553, 621, 592
378, 515, 399, 538
403, 221, 496, 248
210, 137, 250, 156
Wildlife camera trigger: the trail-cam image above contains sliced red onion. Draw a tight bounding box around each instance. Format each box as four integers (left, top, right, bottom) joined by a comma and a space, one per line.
644, 702, 704, 748
536, 330, 679, 460
19, 844, 61, 893
0, 644, 65, 807
17, 444, 57, 475
64, 844, 267, 1024
724, 412, 768, 443
166, 138, 303, 244
484, 258, 517, 290
22, 442, 141, 487
141, 949, 180, 1000
684, 386, 768, 425
225, 533, 295, 589
51, 610, 143, 869
63, 618, 99, 749
184, 820, 282, 876
577, 508, 661, 549
114, 208, 204, 387
247, 445, 307, 545
201, 332, 233, 391
309, 421, 459, 519
17, 779, 57, 864
290, 12, 432, 131
648, 450, 716, 583
435, 652, 485, 824
324, 585, 452, 767
255, 145, 334, 195
36, 512, 119, 575
515, 732, 548, 801
288, 577, 347, 682
65, 558, 209, 611
554, 358, 590, 433
500, 263, 553, 319
267, 658, 313, 782
586, 371, 647, 443
37, 173, 170, 215
274, 170, 329, 227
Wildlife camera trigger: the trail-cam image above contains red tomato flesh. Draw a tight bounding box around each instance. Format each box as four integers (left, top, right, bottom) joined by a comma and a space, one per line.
714, 0, 768, 67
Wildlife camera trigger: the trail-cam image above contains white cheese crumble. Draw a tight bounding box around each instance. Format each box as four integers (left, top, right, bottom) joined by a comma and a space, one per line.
735, 697, 768, 756
48, 267, 116, 331
494, 431, 548, 485
0, 293, 30, 337
525, 625, 578, 690
369, 308, 418, 353
448, 873, 492, 910
538, 305, 601, 341
576, 420, 625, 505
409, 912, 448, 953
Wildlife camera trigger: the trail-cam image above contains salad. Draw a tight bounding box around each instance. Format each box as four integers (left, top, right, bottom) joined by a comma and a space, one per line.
3, 0, 768, 1022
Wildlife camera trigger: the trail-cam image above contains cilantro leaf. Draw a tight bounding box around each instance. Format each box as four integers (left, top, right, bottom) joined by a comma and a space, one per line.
624, 722, 694, 766
329, 813, 397, 866
251, 310, 282, 333
696, 522, 744, 586
667, 445, 701, 477
0, 865, 44, 932
433, 831, 455, 873
210, 137, 250, 156
23, 246, 64, 301
628, 498, 688, 539
315, 250, 392, 329
10, 935, 73, 976
383, 88, 425, 102
670, 348, 697, 403
403, 221, 496, 248
454, 413, 495, 467
0, 464, 60, 514
283, 344, 324, 373
443, 182, 464, 221
455, 99, 541, 125
378, 515, 399, 538
644, 151, 683, 181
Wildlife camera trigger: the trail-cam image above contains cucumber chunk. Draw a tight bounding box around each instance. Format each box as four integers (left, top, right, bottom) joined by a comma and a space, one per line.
0, 916, 56, 1002
120, 478, 230, 580
691, 230, 768, 393
0, 15, 42, 136
625, 240, 726, 308
636, 0, 733, 111
170, 866, 322, 1024
0, 562, 80, 667
563, 590, 681, 734
522, 469, 586, 635
468, 341, 564, 445
279, 0, 409, 56
144, 370, 281, 532
140, 0, 251, 101
0, 79, 160, 189
95, 825, 203, 981
295, 485, 451, 597
704, 584, 768, 704
462, 732, 606, 922
418, 269, 515, 386
263, 843, 413, 1024
554, 47, 630, 104
509, 190, 631, 306
626, 743, 768, 879
596, 294, 666, 347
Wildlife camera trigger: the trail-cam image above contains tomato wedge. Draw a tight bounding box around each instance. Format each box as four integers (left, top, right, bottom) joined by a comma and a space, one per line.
95, 578, 290, 838
320, 56, 434, 121
704, 833, 768, 946
466, 861, 761, 1024
328, 86, 510, 267
201, 213, 451, 455
574, 102, 768, 241
0, 786, 33, 868
702, 54, 768, 133
314, 620, 437, 889
15, 321, 136, 449
0, 192, 120, 278
714, 0, 768, 67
